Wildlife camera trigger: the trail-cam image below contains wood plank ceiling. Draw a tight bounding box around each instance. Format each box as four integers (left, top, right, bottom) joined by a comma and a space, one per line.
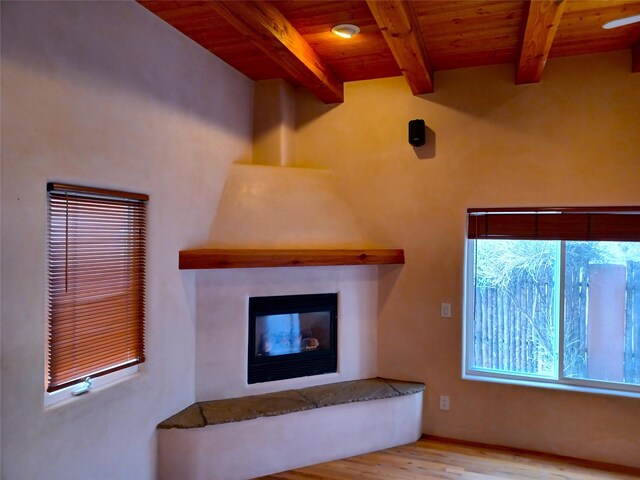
139, 0, 640, 103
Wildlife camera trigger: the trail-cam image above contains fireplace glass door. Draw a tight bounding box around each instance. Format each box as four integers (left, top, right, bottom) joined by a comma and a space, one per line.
248, 293, 337, 384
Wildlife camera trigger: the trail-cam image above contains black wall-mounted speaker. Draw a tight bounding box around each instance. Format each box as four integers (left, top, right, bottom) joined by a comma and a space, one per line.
408, 119, 426, 147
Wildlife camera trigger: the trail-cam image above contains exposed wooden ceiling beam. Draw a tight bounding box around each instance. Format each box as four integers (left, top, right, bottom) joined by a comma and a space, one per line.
633, 41, 640, 73
367, 0, 434, 95
516, 0, 566, 85
210, 0, 343, 104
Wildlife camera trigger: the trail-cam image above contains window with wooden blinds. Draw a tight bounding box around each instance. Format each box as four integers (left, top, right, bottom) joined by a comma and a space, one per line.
464, 205, 640, 397
467, 206, 640, 241
47, 183, 148, 393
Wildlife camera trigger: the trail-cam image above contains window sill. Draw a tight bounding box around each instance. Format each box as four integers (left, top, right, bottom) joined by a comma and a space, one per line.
44, 365, 139, 408
463, 370, 640, 400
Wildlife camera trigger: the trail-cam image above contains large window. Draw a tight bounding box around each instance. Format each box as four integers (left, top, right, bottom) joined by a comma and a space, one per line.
47, 183, 148, 393
464, 207, 640, 396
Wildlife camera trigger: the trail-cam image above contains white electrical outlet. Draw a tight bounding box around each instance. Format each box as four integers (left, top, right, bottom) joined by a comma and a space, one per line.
441, 303, 452, 318
439, 395, 450, 411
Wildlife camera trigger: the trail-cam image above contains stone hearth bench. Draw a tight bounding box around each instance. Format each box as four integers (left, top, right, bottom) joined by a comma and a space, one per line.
157, 378, 425, 479
159, 377, 424, 429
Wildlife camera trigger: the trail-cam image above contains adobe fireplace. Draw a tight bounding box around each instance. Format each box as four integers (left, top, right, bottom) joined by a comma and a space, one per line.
248, 293, 338, 384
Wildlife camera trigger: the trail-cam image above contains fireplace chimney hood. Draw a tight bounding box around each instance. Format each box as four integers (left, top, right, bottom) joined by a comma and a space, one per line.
178, 80, 405, 270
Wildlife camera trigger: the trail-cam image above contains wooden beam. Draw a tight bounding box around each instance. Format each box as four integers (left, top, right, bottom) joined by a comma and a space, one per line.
367, 0, 434, 95
516, 0, 566, 85
210, 1, 343, 104
178, 248, 405, 269
633, 41, 640, 74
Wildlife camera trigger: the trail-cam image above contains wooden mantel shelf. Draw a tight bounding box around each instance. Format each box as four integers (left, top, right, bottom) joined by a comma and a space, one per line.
178, 248, 405, 270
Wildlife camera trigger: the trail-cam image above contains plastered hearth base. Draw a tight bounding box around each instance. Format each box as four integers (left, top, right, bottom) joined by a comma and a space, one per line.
157, 379, 425, 480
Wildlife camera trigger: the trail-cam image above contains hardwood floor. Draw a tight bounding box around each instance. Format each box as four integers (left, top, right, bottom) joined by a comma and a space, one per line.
258, 436, 640, 479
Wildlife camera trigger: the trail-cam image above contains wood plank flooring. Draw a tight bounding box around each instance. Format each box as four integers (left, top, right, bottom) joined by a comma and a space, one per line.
258, 436, 640, 479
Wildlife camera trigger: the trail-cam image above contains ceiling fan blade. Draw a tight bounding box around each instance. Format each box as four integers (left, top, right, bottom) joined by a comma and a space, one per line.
603, 14, 640, 29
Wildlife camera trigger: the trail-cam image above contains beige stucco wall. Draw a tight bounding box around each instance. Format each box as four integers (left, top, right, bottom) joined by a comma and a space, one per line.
0, 2, 253, 478
294, 52, 640, 467
2, 0, 639, 475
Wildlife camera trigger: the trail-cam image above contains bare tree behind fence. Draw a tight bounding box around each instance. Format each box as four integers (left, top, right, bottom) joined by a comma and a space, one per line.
474, 266, 554, 375
473, 243, 640, 384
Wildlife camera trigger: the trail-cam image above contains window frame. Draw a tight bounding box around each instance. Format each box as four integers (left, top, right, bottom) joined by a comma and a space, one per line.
46, 183, 148, 396
463, 207, 640, 399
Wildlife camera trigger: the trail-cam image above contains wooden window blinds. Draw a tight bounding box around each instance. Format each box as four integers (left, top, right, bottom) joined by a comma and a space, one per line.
467, 207, 640, 242
47, 183, 148, 392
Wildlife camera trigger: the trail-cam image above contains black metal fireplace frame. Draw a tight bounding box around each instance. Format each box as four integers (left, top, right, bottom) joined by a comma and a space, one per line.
248, 293, 338, 384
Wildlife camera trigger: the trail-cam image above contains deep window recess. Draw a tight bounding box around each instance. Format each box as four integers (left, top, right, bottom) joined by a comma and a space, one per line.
47, 183, 148, 393
465, 207, 640, 397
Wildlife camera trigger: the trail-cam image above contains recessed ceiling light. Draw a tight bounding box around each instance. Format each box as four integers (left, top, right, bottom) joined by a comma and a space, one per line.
602, 14, 640, 29
331, 24, 360, 39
